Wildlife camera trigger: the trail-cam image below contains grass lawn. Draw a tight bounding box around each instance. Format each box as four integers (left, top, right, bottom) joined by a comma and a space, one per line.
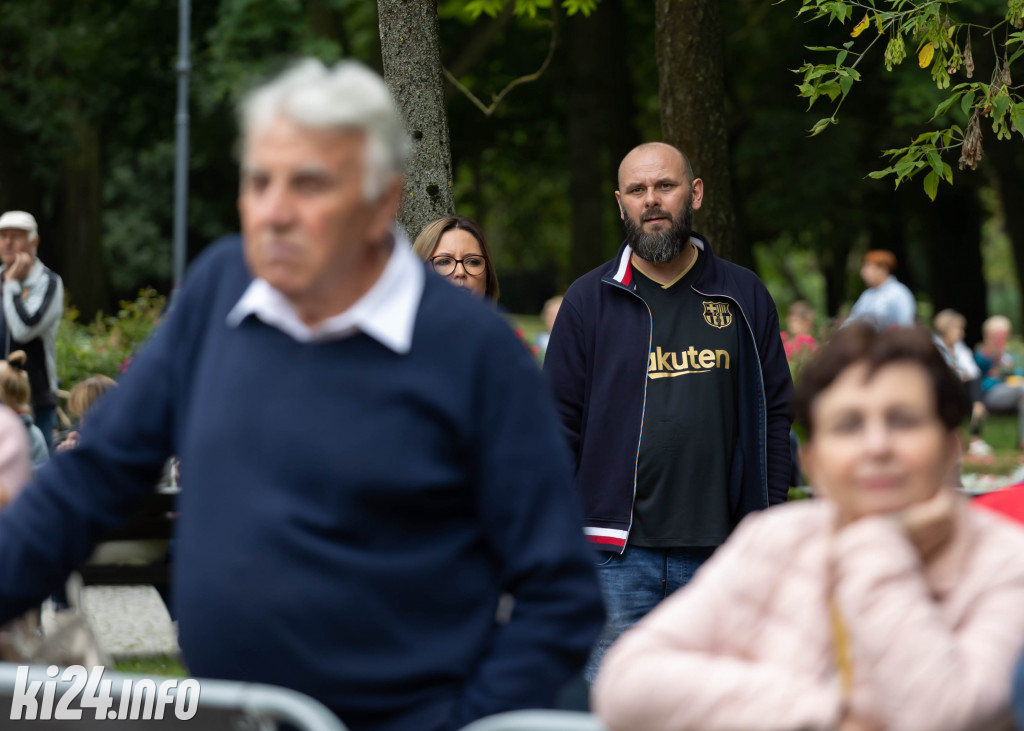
963, 413, 1022, 477
511, 314, 545, 344
114, 655, 186, 677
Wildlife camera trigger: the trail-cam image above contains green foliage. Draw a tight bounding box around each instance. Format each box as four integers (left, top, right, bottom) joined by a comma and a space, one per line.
783, 0, 1024, 199
980, 186, 1022, 331
114, 655, 187, 677
456, 0, 599, 19
56, 289, 166, 389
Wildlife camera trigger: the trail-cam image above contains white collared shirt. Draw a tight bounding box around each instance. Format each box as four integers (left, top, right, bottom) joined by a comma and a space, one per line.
226, 229, 424, 354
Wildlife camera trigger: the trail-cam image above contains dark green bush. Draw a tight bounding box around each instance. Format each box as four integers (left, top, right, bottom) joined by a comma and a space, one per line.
56, 288, 165, 389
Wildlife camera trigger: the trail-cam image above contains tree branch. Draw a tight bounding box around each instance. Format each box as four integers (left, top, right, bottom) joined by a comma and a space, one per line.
443, 4, 559, 117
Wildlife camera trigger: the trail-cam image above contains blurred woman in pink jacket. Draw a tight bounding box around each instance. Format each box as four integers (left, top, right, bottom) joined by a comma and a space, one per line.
593, 323, 1024, 731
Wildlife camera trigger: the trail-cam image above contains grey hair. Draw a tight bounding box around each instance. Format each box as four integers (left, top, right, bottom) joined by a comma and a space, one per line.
239, 59, 409, 201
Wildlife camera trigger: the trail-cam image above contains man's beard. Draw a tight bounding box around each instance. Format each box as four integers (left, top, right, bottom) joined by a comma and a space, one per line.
624, 196, 694, 264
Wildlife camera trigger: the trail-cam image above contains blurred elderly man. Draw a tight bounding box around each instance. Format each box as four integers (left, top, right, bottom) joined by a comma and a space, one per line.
0, 210, 63, 451
0, 60, 603, 731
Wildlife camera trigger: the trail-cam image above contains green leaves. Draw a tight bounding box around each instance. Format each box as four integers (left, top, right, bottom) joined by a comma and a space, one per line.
560, 0, 599, 16
808, 117, 837, 136
783, 0, 1024, 198
464, 0, 506, 18
868, 129, 957, 200
463, 0, 598, 19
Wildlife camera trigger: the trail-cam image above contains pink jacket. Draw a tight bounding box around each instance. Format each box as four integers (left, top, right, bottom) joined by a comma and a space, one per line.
593, 498, 1024, 731
0, 405, 30, 504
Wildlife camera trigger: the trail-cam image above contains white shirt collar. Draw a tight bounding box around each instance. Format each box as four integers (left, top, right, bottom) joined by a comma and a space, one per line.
226, 228, 424, 353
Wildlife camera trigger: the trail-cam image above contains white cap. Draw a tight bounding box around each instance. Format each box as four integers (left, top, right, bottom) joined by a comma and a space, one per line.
0, 211, 38, 235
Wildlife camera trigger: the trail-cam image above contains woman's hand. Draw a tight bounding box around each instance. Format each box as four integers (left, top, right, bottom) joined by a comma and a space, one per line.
838, 713, 881, 731
56, 431, 79, 452
896, 487, 957, 561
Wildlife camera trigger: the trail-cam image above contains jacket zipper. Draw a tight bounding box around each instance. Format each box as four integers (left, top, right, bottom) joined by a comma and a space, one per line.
691, 286, 770, 507
602, 276, 652, 554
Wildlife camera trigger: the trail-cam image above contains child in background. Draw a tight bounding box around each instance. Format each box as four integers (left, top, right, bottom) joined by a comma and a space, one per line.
781, 300, 818, 362
58, 375, 117, 452
974, 315, 1024, 450
0, 352, 48, 468
534, 295, 563, 358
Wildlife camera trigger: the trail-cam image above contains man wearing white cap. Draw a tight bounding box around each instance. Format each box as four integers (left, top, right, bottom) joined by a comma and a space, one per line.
0, 211, 63, 451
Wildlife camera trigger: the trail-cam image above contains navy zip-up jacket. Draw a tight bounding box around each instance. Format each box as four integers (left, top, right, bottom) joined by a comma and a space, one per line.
544, 234, 793, 552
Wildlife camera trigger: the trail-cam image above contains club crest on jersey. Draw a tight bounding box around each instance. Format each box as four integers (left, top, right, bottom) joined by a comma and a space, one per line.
702, 301, 733, 329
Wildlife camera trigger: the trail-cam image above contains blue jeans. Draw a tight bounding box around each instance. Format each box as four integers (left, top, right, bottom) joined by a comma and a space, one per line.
34, 405, 57, 454
584, 544, 715, 683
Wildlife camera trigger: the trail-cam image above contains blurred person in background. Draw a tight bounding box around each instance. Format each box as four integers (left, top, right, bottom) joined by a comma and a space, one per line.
0, 211, 63, 452
781, 300, 818, 362
932, 309, 988, 458
845, 249, 916, 330
413, 215, 499, 302
57, 374, 117, 452
974, 315, 1024, 451
593, 323, 1024, 731
534, 295, 562, 358
0, 351, 48, 468
0, 405, 30, 508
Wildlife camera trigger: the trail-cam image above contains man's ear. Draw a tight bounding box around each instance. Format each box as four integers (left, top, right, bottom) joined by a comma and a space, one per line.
690, 178, 705, 212
801, 439, 827, 499
614, 190, 624, 220
369, 176, 404, 242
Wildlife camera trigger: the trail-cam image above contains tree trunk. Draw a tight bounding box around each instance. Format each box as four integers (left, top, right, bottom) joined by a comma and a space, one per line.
55, 120, 110, 320
913, 182, 985, 343
565, 6, 611, 280
655, 0, 742, 265
820, 239, 853, 320
378, 0, 455, 241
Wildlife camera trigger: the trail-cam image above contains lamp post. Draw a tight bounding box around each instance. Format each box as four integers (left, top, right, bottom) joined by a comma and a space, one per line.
172, 0, 191, 292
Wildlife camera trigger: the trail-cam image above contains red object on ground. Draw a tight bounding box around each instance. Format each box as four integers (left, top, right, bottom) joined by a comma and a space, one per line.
973, 483, 1024, 525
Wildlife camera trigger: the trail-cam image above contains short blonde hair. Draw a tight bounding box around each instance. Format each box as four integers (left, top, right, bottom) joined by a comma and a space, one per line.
983, 315, 1012, 338
68, 375, 117, 419
933, 309, 966, 339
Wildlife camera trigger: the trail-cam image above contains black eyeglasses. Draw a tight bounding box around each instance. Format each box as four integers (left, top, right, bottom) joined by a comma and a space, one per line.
429, 255, 488, 277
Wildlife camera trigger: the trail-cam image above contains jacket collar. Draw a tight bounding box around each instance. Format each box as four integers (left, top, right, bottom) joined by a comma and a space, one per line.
606, 232, 712, 288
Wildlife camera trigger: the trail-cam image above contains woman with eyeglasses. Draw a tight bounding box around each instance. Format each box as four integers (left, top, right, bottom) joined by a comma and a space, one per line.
413, 216, 500, 302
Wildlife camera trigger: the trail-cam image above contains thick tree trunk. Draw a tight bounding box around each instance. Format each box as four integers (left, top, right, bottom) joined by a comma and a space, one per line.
55, 120, 109, 320
654, 0, 742, 265
565, 7, 611, 280
378, 0, 455, 242
926, 186, 986, 346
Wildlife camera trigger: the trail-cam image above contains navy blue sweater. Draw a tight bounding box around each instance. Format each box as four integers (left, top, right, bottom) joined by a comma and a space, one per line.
0, 238, 604, 731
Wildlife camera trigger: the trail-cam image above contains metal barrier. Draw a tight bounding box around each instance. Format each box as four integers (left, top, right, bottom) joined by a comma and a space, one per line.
459, 710, 608, 731
0, 662, 349, 730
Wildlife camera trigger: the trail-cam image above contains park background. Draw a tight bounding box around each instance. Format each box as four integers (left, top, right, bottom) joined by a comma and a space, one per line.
0, 0, 1022, 386
0, 0, 1022, 677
